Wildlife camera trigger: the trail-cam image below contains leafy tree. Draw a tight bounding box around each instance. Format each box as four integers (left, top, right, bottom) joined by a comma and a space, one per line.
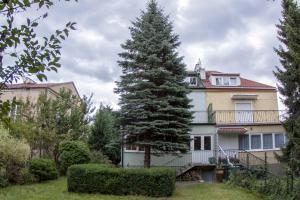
89, 104, 120, 164
0, 0, 77, 121
115, 0, 192, 167
274, 0, 300, 191
8, 89, 93, 164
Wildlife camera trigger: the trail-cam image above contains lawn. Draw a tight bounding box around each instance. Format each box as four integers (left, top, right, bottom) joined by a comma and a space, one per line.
0, 178, 265, 200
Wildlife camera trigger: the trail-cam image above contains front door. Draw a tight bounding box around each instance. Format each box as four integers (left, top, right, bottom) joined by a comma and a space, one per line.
235, 102, 253, 123
191, 135, 214, 164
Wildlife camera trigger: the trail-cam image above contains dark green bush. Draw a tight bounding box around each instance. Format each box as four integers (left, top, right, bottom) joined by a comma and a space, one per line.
29, 159, 58, 182
59, 140, 90, 175
67, 164, 176, 197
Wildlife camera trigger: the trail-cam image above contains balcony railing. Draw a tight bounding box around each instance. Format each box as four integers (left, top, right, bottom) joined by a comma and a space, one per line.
215, 110, 285, 124
191, 110, 286, 124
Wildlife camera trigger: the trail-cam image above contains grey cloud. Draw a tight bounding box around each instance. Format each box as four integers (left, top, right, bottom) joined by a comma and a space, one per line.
26, 0, 285, 108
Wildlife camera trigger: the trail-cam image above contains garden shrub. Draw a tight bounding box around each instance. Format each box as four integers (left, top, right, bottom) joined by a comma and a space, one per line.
90, 150, 111, 164
29, 158, 58, 181
0, 129, 30, 168
67, 164, 176, 197
20, 168, 37, 184
0, 168, 9, 188
59, 140, 90, 174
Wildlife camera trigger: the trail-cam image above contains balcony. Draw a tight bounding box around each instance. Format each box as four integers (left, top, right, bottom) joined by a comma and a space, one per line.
191, 110, 286, 125
215, 110, 285, 125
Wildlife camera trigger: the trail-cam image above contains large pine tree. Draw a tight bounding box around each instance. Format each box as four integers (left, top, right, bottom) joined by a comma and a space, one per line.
274, 0, 300, 179
115, 0, 193, 167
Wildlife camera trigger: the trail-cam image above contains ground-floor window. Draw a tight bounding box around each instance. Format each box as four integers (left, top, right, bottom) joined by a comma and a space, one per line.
192, 135, 212, 151
238, 133, 286, 151
125, 144, 144, 152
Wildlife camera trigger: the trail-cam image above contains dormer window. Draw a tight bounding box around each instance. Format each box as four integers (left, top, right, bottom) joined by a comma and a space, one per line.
216, 77, 222, 86
211, 76, 240, 86
189, 77, 197, 86
230, 77, 237, 85
223, 77, 230, 86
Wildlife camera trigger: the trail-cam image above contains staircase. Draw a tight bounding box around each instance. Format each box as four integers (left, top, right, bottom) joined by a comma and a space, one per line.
218, 148, 269, 172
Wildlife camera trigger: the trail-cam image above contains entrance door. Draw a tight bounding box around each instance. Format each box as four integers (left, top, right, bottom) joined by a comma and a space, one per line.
191, 135, 214, 164
235, 102, 253, 123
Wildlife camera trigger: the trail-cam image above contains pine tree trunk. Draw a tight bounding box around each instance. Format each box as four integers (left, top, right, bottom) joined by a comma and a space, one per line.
144, 145, 151, 168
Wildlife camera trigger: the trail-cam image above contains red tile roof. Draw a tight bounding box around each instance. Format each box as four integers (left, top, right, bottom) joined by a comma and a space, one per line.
203, 71, 276, 90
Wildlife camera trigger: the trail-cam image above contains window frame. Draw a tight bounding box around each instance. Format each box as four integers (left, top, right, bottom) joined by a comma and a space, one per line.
189, 77, 197, 86
191, 135, 213, 151
239, 133, 286, 152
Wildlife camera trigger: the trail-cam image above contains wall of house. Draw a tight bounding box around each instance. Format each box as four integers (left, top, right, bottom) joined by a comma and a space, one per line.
218, 133, 239, 150
188, 89, 206, 111
206, 90, 278, 110
244, 125, 285, 133
0, 88, 55, 103
122, 152, 192, 167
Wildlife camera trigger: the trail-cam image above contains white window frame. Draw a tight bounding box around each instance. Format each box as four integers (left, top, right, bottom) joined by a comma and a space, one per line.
191, 135, 213, 151
214, 76, 239, 86
124, 144, 145, 152
241, 133, 287, 152
189, 77, 197, 86
235, 101, 253, 123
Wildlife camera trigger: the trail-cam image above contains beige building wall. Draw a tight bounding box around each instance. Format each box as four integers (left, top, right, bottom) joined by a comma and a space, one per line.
0, 88, 55, 103
206, 90, 279, 110
50, 82, 79, 98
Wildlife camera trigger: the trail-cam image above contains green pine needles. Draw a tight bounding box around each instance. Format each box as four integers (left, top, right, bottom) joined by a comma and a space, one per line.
115, 0, 193, 167
274, 0, 300, 191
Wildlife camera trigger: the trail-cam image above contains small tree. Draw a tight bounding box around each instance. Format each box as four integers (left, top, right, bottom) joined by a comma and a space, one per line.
89, 104, 120, 164
274, 0, 300, 191
115, 0, 192, 167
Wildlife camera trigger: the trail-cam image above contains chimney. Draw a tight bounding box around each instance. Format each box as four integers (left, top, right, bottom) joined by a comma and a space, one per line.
194, 58, 206, 79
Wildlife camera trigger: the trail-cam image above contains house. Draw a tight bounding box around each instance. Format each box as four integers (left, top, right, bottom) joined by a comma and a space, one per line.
0, 79, 80, 103
0, 79, 80, 118
122, 61, 286, 180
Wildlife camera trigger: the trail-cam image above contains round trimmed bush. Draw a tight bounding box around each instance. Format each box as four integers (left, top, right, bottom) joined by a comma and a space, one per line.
29, 159, 58, 181
59, 140, 90, 174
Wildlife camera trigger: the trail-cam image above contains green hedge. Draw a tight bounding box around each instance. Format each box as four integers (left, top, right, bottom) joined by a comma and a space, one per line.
29, 159, 58, 182
67, 164, 176, 197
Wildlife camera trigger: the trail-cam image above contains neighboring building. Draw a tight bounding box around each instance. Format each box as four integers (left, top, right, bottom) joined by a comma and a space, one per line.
122, 60, 286, 180
0, 79, 80, 103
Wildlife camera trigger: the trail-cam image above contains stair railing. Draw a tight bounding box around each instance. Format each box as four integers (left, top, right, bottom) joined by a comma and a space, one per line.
218, 145, 233, 167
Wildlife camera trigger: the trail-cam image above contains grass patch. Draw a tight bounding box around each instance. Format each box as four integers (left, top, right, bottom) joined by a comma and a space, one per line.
0, 177, 265, 200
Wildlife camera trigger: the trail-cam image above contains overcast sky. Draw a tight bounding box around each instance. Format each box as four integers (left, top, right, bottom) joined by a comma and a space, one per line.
34, 0, 289, 109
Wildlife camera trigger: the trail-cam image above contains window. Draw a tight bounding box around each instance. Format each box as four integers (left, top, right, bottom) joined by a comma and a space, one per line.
126, 144, 137, 151
193, 136, 212, 151
239, 135, 249, 150
251, 135, 261, 149
230, 77, 237, 85
139, 145, 145, 151
194, 136, 201, 150
216, 77, 222, 85
189, 77, 197, 86
275, 133, 285, 148
263, 134, 273, 149
204, 136, 211, 150
223, 77, 229, 86
214, 77, 239, 86
238, 133, 286, 151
